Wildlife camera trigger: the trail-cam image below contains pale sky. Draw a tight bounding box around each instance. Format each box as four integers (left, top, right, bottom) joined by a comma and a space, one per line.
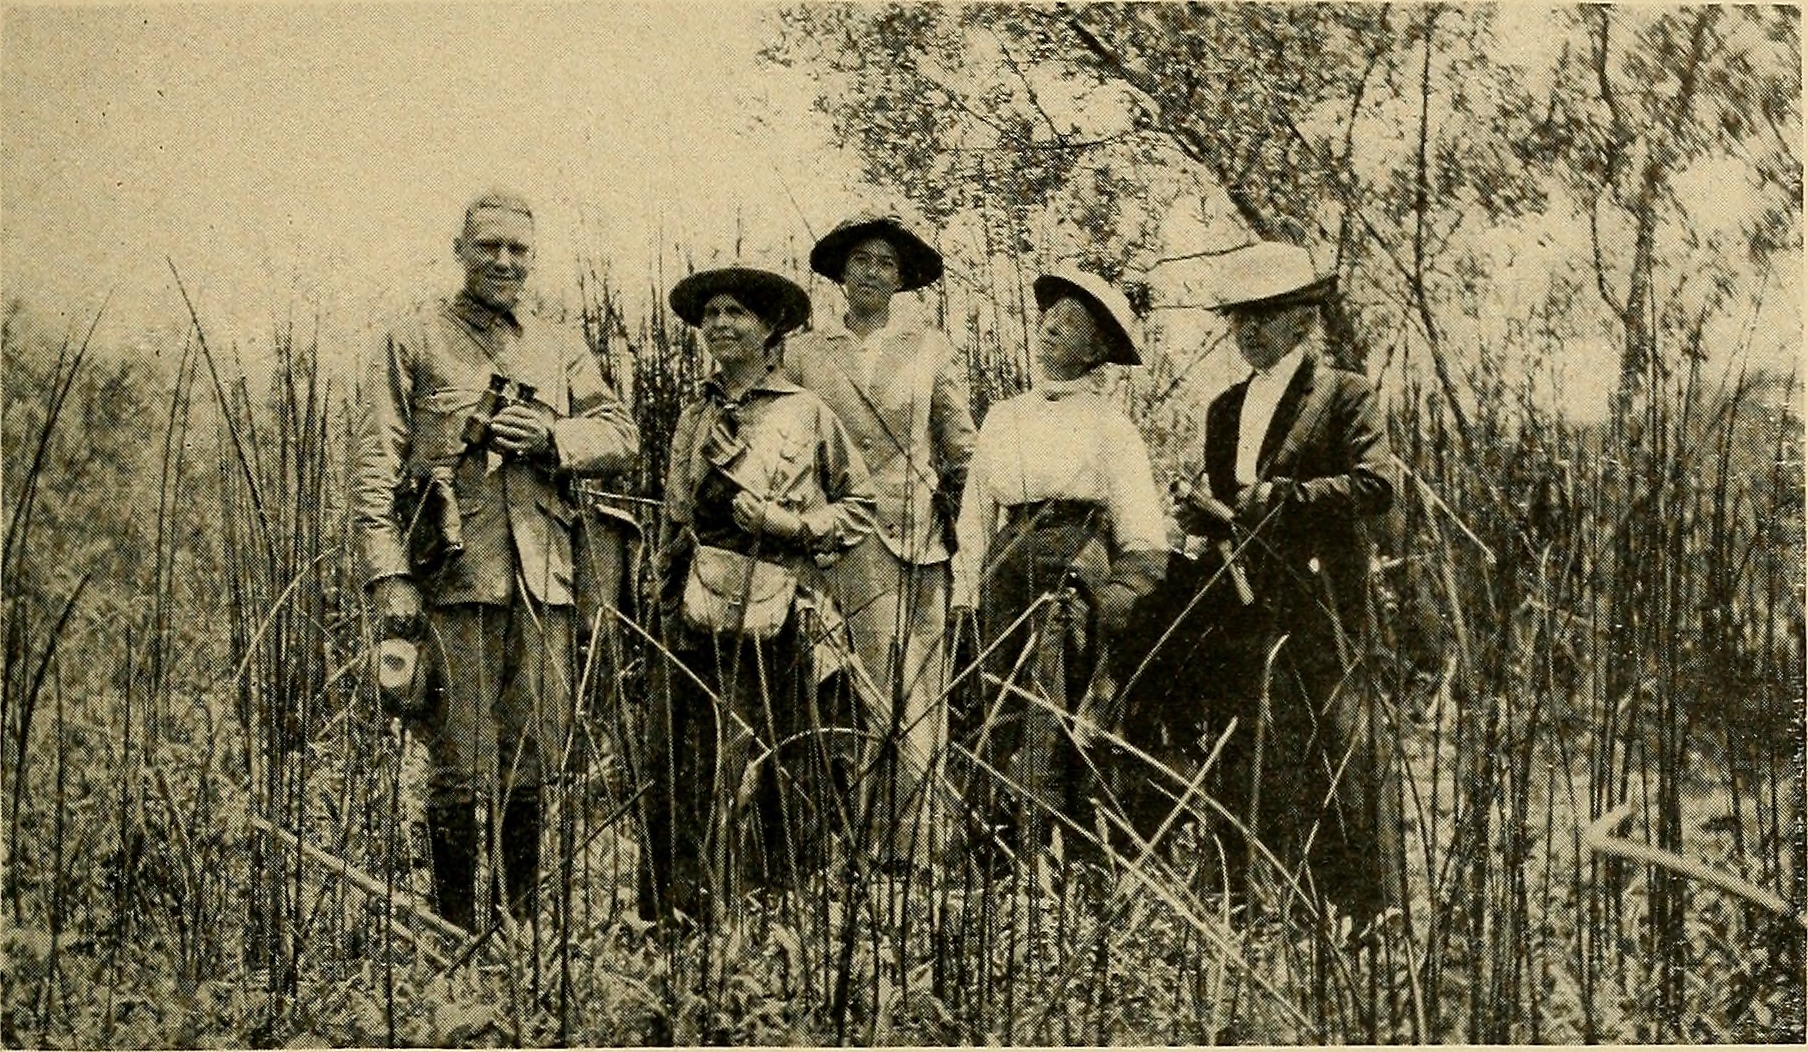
2, 1, 871, 364
2, 2, 1798, 418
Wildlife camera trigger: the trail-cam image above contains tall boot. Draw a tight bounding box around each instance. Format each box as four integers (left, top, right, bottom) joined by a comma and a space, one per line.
500, 794, 542, 922
427, 801, 478, 932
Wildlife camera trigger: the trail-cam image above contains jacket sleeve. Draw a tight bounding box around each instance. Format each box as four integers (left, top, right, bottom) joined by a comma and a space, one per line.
799, 404, 878, 555
1281, 374, 1393, 518
549, 339, 639, 478
354, 321, 416, 587
654, 403, 703, 638
926, 330, 977, 507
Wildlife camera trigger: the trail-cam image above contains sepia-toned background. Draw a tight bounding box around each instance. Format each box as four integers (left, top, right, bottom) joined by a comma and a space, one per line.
3, 3, 1801, 1045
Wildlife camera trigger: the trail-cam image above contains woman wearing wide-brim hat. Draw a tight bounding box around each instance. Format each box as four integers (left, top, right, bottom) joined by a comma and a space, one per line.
947, 264, 1167, 873
808, 213, 947, 292
1166, 238, 1399, 927
642, 263, 877, 924
783, 212, 977, 875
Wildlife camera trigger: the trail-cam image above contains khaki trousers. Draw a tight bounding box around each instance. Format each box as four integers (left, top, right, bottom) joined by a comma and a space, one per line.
418, 601, 574, 810
827, 536, 951, 865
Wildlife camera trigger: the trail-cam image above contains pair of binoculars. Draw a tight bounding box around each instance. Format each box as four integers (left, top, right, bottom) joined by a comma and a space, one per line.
412, 374, 537, 569
460, 373, 538, 449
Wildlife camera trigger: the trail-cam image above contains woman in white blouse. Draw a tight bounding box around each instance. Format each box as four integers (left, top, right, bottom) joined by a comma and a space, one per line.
949, 265, 1166, 869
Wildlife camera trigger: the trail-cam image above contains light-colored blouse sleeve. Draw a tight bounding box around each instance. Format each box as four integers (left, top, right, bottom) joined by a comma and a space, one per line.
797, 398, 878, 555
950, 404, 1005, 609
1104, 408, 1168, 554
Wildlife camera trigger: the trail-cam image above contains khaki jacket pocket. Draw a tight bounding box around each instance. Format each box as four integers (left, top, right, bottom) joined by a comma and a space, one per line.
411, 388, 483, 462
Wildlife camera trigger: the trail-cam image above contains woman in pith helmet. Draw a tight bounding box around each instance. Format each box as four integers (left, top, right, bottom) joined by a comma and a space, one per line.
949, 265, 1166, 874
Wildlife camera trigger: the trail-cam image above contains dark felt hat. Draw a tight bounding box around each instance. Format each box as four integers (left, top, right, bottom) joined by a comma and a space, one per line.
1210, 241, 1340, 313
809, 214, 944, 292
669, 266, 812, 336
1033, 266, 1143, 366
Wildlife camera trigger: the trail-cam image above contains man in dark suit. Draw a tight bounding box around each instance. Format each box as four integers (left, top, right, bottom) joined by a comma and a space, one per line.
1162, 240, 1398, 930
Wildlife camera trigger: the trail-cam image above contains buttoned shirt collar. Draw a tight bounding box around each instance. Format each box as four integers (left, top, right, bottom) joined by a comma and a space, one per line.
816, 310, 912, 389
451, 290, 524, 336
700, 366, 802, 404
815, 307, 920, 343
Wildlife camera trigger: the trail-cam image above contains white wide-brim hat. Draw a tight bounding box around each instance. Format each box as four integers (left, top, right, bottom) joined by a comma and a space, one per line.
1210, 241, 1339, 313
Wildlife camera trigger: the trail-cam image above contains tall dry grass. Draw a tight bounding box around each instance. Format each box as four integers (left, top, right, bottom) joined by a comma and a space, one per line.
0, 250, 1800, 1044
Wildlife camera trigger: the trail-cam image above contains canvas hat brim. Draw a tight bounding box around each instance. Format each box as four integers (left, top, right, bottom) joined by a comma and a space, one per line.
810, 216, 944, 292
1214, 274, 1340, 314
1033, 268, 1142, 366
669, 266, 811, 336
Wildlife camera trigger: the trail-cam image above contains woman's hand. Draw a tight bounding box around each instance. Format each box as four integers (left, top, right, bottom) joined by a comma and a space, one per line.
1093, 581, 1139, 639
731, 491, 805, 541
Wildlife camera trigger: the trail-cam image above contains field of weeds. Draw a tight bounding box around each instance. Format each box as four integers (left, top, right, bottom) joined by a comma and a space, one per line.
3, 275, 1800, 1048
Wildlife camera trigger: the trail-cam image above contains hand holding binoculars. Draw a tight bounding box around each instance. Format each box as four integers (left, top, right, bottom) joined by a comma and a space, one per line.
409, 374, 542, 568
461, 373, 540, 450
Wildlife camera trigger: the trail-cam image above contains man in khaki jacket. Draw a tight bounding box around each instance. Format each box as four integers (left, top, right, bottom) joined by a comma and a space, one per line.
356, 190, 638, 929
783, 215, 976, 869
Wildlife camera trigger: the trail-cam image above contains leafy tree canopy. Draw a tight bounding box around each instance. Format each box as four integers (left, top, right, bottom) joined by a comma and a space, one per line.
766, 3, 1800, 414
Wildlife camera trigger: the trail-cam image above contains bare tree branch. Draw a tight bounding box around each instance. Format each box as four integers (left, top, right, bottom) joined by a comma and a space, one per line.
1061, 8, 1277, 239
